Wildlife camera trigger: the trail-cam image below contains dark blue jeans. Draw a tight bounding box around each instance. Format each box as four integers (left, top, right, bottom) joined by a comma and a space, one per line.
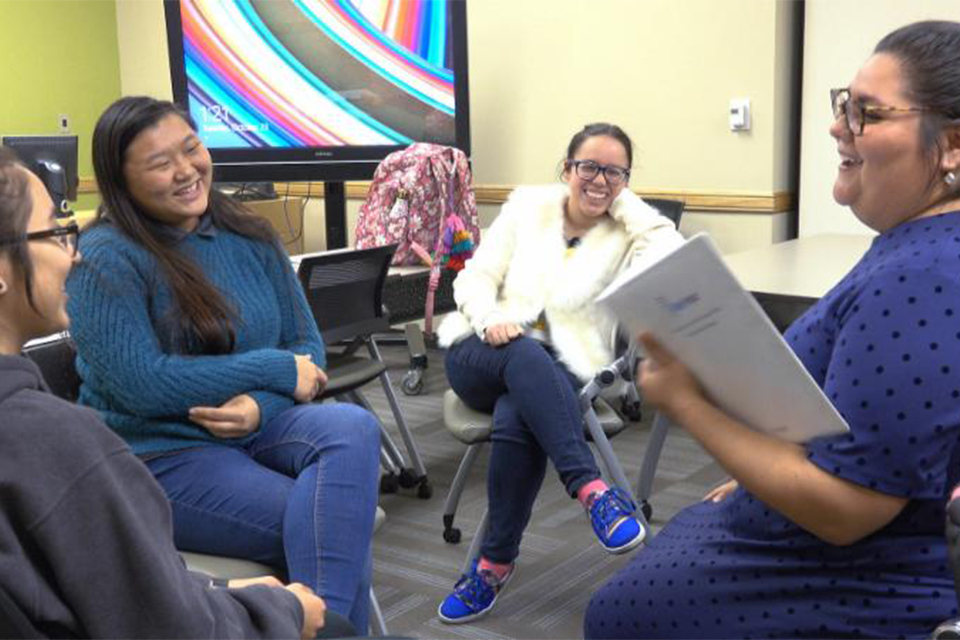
445, 335, 601, 564
146, 403, 380, 633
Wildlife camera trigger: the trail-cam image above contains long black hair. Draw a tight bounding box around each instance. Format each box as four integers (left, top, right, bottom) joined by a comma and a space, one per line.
91, 96, 281, 354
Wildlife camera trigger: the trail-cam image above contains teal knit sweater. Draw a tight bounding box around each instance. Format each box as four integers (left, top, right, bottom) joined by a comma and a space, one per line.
65, 216, 325, 456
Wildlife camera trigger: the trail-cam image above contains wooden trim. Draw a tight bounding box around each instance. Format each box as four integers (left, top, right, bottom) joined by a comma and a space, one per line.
78, 177, 98, 194
77, 176, 794, 213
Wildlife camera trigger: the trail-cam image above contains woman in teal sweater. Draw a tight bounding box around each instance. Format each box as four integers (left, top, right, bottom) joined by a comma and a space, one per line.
66, 97, 380, 633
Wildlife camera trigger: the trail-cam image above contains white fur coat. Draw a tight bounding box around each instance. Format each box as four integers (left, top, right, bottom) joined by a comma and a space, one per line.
437, 184, 685, 381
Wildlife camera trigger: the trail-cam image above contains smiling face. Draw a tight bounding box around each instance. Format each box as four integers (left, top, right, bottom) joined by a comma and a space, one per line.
562, 135, 630, 230
122, 113, 212, 232
0, 169, 79, 352
830, 53, 944, 232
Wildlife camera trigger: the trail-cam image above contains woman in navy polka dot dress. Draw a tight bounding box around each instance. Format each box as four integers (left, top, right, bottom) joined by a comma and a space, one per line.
586, 21, 960, 639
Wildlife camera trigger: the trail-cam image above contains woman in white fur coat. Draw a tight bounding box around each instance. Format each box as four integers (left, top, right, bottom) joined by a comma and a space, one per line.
436, 123, 685, 624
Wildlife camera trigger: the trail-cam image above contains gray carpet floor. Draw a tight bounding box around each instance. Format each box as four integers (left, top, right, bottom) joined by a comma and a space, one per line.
361, 341, 725, 639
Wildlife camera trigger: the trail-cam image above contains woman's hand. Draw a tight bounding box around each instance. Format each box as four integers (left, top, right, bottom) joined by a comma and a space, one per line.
285, 583, 326, 640
636, 332, 706, 419
226, 576, 284, 589
294, 354, 328, 402
189, 394, 261, 438
704, 479, 739, 503
484, 322, 524, 346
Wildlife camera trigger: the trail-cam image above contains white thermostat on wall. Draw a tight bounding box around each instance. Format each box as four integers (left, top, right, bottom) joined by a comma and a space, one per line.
729, 98, 751, 131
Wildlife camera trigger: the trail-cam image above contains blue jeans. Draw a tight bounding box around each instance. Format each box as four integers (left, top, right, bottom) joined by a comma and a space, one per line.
445, 335, 601, 564
146, 403, 380, 633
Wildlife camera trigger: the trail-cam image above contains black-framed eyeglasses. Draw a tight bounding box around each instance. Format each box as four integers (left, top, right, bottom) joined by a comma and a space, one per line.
0, 221, 80, 257
568, 159, 631, 185
830, 87, 931, 136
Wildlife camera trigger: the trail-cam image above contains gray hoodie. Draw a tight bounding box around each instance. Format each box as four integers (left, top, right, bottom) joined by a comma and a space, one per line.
0, 354, 303, 638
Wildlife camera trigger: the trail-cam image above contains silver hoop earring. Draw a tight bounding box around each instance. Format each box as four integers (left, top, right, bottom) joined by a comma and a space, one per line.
946, 171, 958, 186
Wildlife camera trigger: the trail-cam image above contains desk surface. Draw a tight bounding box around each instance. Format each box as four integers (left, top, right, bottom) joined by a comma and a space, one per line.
722, 233, 875, 300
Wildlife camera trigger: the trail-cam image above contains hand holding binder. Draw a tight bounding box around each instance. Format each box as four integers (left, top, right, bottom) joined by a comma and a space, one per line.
596, 233, 848, 443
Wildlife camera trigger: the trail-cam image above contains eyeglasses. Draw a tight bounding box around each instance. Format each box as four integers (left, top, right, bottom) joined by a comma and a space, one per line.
830, 88, 931, 136
0, 221, 80, 257
568, 159, 631, 185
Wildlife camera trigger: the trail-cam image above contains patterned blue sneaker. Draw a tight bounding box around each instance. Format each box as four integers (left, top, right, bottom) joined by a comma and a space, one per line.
588, 487, 646, 554
437, 559, 515, 624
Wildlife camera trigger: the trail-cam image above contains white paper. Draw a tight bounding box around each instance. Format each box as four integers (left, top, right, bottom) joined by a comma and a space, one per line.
596, 233, 848, 443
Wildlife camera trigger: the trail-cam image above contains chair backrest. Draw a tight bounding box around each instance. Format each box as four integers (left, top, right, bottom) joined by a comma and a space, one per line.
22, 335, 80, 402
297, 244, 398, 344
643, 197, 685, 229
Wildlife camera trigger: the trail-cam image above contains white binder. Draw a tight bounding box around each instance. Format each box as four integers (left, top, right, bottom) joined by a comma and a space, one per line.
597, 233, 849, 443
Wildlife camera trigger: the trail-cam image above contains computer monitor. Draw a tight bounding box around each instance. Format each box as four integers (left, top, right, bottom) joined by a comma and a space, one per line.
1, 135, 79, 214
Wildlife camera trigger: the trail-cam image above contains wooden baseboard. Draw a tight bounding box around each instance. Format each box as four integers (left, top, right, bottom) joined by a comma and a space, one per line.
78, 177, 794, 214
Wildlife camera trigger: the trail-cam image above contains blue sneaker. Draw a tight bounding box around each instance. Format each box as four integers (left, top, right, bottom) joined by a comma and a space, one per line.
437, 559, 514, 624
588, 487, 646, 554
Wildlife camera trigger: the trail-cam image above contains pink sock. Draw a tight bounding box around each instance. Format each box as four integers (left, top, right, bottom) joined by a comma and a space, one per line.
478, 557, 512, 581
577, 479, 610, 508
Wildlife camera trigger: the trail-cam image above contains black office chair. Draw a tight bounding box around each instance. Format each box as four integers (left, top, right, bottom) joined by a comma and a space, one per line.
22, 335, 80, 402
643, 197, 685, 230
933, 491, 960, 638
297, 244, 431, 498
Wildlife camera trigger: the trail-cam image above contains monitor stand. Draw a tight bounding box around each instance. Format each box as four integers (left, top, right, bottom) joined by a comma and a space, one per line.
324, 181, 348, 250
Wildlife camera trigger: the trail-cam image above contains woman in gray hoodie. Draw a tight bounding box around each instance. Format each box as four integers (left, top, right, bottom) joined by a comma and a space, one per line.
0, 145, 330, 639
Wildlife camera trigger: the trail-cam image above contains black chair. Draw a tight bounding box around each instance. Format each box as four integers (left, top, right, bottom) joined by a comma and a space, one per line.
297, 244, 431, 498
933, 491, 960, 638
22, 335, 80, 402
643, 197, 685, 229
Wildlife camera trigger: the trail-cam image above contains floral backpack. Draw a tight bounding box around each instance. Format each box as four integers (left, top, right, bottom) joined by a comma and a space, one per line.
355, 143, 480, 332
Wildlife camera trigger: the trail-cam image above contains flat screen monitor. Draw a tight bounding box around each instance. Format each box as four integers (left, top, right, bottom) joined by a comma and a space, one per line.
163, 0, 471, 183
1, 135, 79, 214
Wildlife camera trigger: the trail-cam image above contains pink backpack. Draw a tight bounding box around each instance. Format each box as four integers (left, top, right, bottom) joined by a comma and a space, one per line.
356, 143, 479, 266
356, 143, 480, 333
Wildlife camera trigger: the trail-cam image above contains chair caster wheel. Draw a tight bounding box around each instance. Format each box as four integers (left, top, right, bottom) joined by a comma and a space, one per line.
641, 501, 653, 521
398, 468, 420, 489
443, 527, 462, 544
379, 473, 399, 494
417, 480, 433, 500
401, 371, 423, 396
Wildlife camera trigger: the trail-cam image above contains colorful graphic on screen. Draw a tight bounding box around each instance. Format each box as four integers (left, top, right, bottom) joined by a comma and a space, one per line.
180, 0, 457, 148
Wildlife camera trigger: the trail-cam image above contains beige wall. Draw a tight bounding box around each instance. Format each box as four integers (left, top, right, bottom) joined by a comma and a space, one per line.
799, 0, 960, 238
116, 0, 172, 99
466, 0, 793, 193
115, 0, 800, 253
1, 0, 121, 211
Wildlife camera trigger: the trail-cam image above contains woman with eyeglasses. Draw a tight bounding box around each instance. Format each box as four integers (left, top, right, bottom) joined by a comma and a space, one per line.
0, 146, 340, 638
63, 97, 381, 633
435, 122, 685, 623
586, 21, 960, 639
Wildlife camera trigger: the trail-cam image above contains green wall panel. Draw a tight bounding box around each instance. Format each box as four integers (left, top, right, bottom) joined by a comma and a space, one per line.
1, 0, 120, 210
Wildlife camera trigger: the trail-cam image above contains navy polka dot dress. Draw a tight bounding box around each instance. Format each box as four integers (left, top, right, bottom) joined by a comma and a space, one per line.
585, 212, 960, 639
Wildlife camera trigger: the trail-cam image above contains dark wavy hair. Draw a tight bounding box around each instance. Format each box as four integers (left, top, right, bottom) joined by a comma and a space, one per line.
563, 122, 634, 173
91, 96, 282, 354
0, 146, 38, 312
875, 20, 960, 199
